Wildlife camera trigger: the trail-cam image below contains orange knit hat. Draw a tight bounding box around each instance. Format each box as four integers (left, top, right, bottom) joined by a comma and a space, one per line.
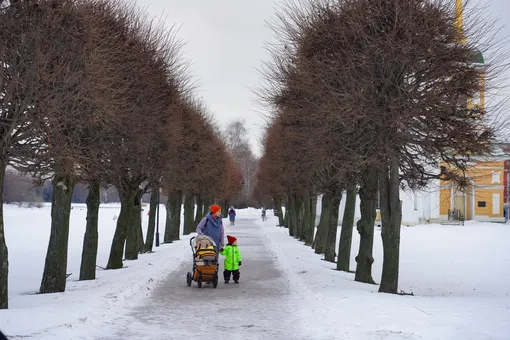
210, 204, 221, 215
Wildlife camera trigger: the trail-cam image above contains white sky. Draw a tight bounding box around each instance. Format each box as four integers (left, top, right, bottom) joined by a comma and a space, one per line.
134, 0, 510, 156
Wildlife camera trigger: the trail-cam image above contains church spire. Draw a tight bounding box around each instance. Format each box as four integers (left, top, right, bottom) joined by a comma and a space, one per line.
455, 0, 467, 44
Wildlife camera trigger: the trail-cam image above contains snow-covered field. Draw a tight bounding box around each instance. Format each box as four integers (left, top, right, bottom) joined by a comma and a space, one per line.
1, 205, 509, 339
262, 213, 510, 340
1, 203, 192, 339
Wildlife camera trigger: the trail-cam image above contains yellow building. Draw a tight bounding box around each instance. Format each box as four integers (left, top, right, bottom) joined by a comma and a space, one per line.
437, 1, 506, 223
439, 148, 508, 223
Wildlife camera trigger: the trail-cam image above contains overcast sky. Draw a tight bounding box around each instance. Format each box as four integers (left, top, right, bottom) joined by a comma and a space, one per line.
135, 0, 510, 155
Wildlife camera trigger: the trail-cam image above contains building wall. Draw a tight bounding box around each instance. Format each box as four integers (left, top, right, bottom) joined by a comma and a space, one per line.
473, 188, 504, 221
439, 160, 506, 222
439, 188, 451, 216
314, 159, 506, 226
467, 162, 504, 186
316, 180, 441, 227
504, 160, 509, 206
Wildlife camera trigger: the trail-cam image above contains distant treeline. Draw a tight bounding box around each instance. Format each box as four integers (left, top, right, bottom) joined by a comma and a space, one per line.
3, 169, 162, 204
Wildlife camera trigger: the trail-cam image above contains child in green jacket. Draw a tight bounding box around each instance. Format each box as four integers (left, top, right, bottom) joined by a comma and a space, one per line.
220, 235, 243, 284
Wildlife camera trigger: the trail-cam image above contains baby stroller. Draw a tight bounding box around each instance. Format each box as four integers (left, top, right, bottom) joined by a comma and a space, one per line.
186, 235, 219, 288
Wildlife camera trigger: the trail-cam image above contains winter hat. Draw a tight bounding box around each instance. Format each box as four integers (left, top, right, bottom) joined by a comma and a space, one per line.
227, 235, 237, 245
210, 204, 221, 215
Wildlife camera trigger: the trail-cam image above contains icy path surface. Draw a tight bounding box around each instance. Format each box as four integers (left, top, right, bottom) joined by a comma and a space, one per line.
96, 217, 303, 340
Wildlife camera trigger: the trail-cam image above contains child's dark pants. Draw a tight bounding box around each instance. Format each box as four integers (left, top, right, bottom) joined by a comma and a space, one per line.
224, 269, 240, 283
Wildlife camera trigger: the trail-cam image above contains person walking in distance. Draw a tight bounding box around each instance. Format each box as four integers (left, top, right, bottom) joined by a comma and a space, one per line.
228, 206, 236, 226
220, 235, 243, 284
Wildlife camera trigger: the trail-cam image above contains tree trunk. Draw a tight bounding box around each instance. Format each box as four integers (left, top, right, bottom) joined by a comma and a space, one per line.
165, 190, 181, 242
303, 193, 312, 246
379, 159, 402, 294
283, 201, 289, 228
106, 188, 137, 269
164, 191, 173, 243
314, 193, 331, 254
79, 181, 100, 281
224, 201, 230, 216
305, 196, 317, 246
299, 193, 311, 242
183, 193, 194, 235
299, 195, 307, 242
203, 195, 214, 216
125, 193, 142, 260
219, 200, 228, 218
174, 190, 183, 239
287, 194, 296, 237
40, 174, 75, 293
144, 187, 158, 252
194, 194, 204, 226
202, 197, 210, 217
324, 189, 342, 262
355, 168, 378, 284
295, 194, 305, 240
337, 184, 357, 272
138, 209, 144, 254
0, 161, 9, 308
219, 200, 225, 216
309, 196, 317, 246
274, 197, 284, 226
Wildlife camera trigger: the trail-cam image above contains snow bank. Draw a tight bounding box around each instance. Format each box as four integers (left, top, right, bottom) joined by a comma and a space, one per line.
0, 203, 194, 339
261, 215, 510, 340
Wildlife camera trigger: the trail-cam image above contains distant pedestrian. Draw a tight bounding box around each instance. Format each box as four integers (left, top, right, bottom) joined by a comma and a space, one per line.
196, 204, 225, 251
220, 235, 243, 284
228, 206, 236, 225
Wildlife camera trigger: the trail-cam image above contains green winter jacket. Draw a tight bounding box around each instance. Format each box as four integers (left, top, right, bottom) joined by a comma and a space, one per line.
220, 244, 242, 271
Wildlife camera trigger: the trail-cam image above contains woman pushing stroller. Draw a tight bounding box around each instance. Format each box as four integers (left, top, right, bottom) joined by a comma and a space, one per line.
196, 204, 225, 251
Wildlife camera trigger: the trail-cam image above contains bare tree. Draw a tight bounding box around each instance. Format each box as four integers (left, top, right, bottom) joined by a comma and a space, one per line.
103, 2, 187, 269
217, 158, 243, 213
0, 0, 45, 307
257, 0, 502, 294
337, 183, 356, 272
1, 0, 94, 294
223, 120, 258, 206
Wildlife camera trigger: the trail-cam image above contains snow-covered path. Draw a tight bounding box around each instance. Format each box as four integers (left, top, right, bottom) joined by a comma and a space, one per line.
96, 217, 303, 340
4, 205, 509, 339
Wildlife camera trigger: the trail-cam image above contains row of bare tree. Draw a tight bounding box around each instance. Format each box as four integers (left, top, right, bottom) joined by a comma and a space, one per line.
255, 0, 502, 294
223, 120, 259, 207
0, 0, 242, 309
2, 169, 126, 203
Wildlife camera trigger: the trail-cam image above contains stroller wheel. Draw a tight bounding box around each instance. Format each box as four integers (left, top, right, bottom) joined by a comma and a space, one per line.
197, 273, 202, 288
212, 273, 218, 288
186, 272, 192, 287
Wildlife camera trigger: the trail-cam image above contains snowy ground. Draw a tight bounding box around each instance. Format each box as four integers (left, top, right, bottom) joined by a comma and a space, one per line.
1, 205, 509, 339
263, 214, 510, 340
1, 203, 192, 339
96, 212, 302, 340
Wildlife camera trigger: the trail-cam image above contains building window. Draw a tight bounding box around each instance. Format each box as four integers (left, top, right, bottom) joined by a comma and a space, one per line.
492, 171, 501, 184
493, 194, 500, 215
471, 91, 481, 106
478, 201, 486, 208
